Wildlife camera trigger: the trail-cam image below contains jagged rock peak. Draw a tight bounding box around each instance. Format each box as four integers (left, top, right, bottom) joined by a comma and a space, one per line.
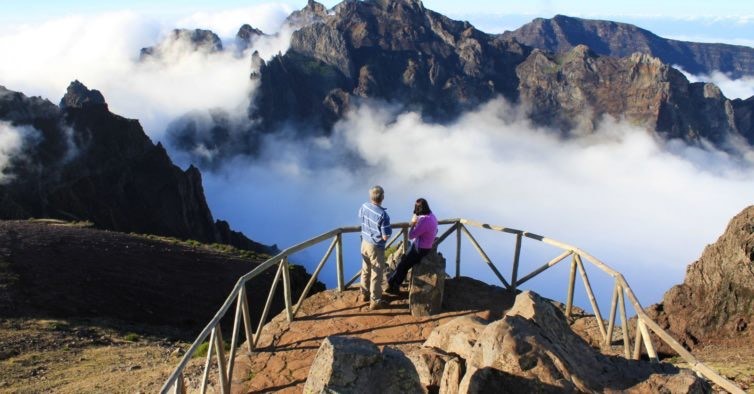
286, 0, 329, 27
140, 28, 223, 59
368, 0, 424, 10
236, 24, 266, 51
59, 80, 107, 110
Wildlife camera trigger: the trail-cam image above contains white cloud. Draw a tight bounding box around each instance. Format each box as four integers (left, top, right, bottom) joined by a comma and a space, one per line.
679, 68, 754, 100
0, 121, 37, 184
0, 7, 291, 141
176, 3, 294, 38
203, 98, 754, 308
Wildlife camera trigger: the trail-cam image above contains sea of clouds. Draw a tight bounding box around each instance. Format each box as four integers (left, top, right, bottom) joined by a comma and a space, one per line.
1, 4, 753, 310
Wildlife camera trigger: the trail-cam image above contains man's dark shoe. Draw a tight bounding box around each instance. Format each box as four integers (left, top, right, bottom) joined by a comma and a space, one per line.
384, 285, 400, 295
361, 293, 370, 303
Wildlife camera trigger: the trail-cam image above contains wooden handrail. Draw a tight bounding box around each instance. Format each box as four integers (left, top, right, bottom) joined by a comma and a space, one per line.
161, 218, 743, 394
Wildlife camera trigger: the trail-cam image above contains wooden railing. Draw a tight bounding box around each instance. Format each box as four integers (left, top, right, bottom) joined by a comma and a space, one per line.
160, 218, 744, 394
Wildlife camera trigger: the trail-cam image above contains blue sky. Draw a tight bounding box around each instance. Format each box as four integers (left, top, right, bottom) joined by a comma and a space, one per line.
2, 0, 754, 45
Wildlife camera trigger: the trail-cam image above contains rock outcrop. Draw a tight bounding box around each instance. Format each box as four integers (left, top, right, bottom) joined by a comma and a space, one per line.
140, 28, 223, 59
408, 250, 446, 317
236, 24, 266, 52
0, 82, 270, 253
647, 205, 754, 350
301, 291, 707, 393
503, 14, 754, 78
435, 291, 707, 393
516, 46, 750, 146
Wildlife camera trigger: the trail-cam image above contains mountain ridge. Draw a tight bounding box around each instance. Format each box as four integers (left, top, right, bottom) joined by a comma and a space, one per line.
164, 0, 754, 166
502, 14, 754, 78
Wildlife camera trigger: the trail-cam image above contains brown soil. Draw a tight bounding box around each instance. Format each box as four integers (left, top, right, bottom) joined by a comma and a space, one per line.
0, 220, 315, 336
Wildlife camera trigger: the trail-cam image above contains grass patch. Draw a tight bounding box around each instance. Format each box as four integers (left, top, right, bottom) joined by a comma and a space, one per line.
124, 333, 140, 342
45, 321, 70, 331
132, 234, 269, 261
29, 218, 93, 227
192, 340, 231, 359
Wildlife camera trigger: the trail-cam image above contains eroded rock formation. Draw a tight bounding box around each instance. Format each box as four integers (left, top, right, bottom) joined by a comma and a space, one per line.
648, 205, 754, 350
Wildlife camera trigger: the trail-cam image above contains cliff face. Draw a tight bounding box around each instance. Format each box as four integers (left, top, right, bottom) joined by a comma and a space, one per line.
0, 81, 269, 252
648, 206, 754, 349
503, 14, 754, 78
253, 0, 530, 130
517, 46, 747, 145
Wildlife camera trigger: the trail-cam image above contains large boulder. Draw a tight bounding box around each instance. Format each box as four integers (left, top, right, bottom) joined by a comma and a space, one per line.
423, 315, 488, 361
647, 205, 754, 350
405, 348, 455, 393
409, 250, 446, 317
457, 291, 709, 393
304, 336, 423, 393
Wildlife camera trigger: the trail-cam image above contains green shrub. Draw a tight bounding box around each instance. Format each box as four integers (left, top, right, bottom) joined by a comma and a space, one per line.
124, 332, 140, 342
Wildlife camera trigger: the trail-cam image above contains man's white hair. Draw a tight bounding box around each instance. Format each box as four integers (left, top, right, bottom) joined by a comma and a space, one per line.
370, 185, 384, 203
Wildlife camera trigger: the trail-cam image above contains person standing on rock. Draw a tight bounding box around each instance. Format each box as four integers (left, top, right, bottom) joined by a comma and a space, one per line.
358, 185, 392, 310
386, 198, 438, 295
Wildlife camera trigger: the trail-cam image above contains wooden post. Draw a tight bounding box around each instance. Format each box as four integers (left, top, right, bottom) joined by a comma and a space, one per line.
227, 290, 244, 380
460, 225, 510, 288
638, 319, 658, 363
618, 286, 631, 359
606, 280, 619, 348
336, 233, 345, 292
455, 223, 461, 278
575, 255, 607, 341
515, 250, 572, 287
344, 271, 361, 288
254, 263, 283, 348
200, 328, 216, 394
239, 286, 254, 354
281, 258, 294, 323
510, 233, 522, 293
633, 318, 643, 360
565, 254, 577, 317
214, 324, 230, 394
294, 237, 337, 316
173, 374, 186, 394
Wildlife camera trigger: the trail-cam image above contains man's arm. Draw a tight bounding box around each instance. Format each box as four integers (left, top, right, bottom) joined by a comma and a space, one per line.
380, 212, 392, 241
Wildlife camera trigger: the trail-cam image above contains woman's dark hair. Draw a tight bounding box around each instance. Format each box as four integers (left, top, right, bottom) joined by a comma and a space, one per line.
413, 198, 431, 215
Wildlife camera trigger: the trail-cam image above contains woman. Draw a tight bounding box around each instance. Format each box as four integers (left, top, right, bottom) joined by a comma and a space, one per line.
386, 198, 438, 294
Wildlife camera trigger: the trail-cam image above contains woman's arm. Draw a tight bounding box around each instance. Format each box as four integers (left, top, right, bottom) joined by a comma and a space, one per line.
408, 215, 427, 240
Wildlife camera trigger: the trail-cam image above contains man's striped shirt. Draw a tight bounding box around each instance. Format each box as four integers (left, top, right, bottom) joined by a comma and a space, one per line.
359, 202, 392, 247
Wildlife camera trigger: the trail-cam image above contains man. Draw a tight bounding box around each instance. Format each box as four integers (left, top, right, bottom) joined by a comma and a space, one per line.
358, 185, 392, 310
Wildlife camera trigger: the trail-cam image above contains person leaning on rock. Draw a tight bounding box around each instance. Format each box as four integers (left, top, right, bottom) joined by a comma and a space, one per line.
386, 198, 438, 295
358, 185, 392, 310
